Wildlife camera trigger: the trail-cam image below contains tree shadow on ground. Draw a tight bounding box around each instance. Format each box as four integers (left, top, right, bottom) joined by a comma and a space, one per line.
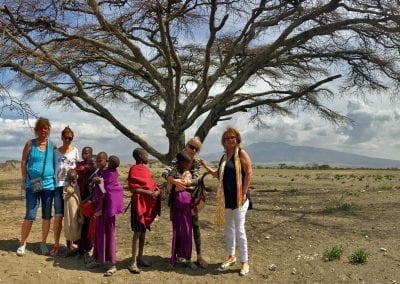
0, 238, 20, 253
0, 239, 63, 261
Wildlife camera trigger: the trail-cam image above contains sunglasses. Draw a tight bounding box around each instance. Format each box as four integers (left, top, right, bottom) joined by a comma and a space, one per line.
187, 144, 199, 152
63, 136, 73, 141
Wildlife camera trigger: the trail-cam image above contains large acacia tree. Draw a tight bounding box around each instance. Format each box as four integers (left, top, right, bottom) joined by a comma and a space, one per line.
0, 0, 399, 163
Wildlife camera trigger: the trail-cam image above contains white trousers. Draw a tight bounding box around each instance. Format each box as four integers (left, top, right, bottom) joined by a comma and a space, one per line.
224, 199, 249, 263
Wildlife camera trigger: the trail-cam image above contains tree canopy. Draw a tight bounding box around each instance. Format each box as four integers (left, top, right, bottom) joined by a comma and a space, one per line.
0, 0, 399, 163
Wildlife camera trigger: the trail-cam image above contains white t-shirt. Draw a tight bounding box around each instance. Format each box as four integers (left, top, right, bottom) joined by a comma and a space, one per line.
54, 147, 80, 187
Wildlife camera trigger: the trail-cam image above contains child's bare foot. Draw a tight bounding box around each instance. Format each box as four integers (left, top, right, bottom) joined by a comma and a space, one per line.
104, 265, 117, 277
197, 256, 208, 269
127, 263, 141, 274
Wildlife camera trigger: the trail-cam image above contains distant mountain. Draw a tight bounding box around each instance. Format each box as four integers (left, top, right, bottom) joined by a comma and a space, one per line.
202, 142, 400, 168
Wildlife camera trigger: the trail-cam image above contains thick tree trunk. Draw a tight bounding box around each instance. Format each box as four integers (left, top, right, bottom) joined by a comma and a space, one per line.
164, 131, 186, 164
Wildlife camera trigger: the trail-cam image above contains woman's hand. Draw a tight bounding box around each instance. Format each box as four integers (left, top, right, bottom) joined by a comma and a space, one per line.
93, 176, 101, 184
200, 158, 218, 178
66, 186, 75, 194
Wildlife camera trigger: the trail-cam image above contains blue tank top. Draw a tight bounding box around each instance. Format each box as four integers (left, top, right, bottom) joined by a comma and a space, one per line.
25, 139, 56, 191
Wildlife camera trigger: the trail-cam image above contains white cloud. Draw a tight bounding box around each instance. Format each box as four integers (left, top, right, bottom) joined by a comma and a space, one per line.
1, 90, 400, 163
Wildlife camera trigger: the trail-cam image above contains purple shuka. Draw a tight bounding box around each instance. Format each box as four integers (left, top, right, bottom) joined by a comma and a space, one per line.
170, 186, 193, 264
92, 168, 124, 265
102, 168, 124, 217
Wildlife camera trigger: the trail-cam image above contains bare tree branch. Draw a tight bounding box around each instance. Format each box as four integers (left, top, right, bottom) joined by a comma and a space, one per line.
0, 0, 399, 163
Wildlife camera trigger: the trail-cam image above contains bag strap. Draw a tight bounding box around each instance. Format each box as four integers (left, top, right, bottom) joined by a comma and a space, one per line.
41, 140, 49, 178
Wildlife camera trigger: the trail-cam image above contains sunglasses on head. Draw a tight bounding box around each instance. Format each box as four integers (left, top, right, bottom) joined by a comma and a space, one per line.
63, 136, 73, 141
187, 144, 199, 152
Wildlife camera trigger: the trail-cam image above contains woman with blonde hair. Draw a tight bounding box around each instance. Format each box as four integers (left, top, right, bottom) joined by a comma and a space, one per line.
17, 117, 56, 256
200, 126, 252, 276
162, 136, 209, 269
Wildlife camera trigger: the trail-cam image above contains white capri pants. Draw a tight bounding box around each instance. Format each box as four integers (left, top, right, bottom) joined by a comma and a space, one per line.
224, 199, 249, 263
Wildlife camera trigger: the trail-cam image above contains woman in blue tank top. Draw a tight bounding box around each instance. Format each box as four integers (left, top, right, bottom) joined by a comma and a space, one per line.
17, 117, 56, 256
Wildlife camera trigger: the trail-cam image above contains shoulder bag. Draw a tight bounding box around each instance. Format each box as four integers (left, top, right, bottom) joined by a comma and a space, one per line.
28, 140, 49, 193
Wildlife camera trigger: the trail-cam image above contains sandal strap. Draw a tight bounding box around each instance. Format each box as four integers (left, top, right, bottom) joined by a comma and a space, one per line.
17, 245, 26, 256
40, 244, 49, 255
50, 246, 59, 256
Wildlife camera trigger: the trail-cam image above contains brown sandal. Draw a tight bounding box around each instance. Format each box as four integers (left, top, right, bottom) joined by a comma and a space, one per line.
197, 257, 208, 269
50, 246, 59, 257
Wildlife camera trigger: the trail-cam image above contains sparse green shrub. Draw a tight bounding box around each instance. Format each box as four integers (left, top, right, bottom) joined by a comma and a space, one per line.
345, 191, 360, 197
287, 188, 298, 194
318, 164, 331, 170
323, 245, 344, 261
378, 184, 393, 191
323, 202, 360, 214
384, 175, 394, 180
349, 249, 368, 264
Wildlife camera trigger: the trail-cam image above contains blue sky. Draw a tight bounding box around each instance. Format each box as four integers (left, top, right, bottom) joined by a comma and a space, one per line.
1, 88, 400, 164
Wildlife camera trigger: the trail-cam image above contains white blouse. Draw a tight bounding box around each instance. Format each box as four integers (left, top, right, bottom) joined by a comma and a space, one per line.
54, 147, 80, 187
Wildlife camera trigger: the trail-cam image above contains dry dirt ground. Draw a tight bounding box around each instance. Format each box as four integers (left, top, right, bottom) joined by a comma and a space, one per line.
1, 164, 400, 284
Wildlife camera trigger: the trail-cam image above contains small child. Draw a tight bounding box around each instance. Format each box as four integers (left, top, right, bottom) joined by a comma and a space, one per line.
75, 147, 94, 259
76, 147, 94, 202
127, 148, 161, 274
169, 151, 196, 269
63, 169, 82, 256
86, 152, 124, 277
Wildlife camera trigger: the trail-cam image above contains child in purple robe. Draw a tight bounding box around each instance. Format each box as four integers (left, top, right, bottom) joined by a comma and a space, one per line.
86, 152, 124, 277
169, 152, 196, 270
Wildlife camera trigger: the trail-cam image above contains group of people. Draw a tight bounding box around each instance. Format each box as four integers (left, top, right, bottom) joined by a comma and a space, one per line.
18, 118, 125, 276
17, 117, 253, 277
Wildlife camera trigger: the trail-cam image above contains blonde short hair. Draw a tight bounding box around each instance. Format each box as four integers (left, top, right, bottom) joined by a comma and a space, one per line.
221, 126, 242, 147
186, 136, 202, 151
34, 117, 51, 136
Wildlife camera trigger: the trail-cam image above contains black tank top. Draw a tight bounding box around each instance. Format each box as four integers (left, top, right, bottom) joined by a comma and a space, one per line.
222, 156, 238, 209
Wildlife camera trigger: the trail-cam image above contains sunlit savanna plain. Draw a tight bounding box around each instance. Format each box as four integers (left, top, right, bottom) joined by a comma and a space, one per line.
1, 162, 400, 283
